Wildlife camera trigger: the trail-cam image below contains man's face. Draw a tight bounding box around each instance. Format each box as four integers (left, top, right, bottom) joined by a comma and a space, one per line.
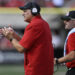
22, 9, 33, 22
64, 20, 75, 29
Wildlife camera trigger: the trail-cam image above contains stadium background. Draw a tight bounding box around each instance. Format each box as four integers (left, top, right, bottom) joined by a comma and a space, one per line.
0, 0, 75, 75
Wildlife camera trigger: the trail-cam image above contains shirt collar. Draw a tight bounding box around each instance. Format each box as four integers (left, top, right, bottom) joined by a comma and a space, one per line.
31, 15, 41, 23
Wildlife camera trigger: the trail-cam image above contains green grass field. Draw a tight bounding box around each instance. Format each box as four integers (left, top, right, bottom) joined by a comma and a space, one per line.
0, 64, 24, 75
0, 64, 67, 75
54, 65, 67, 75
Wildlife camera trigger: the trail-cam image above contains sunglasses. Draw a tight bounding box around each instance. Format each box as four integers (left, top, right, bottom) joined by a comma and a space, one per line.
65, 19, 75, 22
65, 19, 70, 22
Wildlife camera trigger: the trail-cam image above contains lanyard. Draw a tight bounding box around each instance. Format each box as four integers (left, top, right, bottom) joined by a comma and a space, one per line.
64, 28, 75, 56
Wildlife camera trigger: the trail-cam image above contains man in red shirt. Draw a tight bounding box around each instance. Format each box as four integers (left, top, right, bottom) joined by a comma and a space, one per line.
1, 2, 54, 75
54, 11, 75, 75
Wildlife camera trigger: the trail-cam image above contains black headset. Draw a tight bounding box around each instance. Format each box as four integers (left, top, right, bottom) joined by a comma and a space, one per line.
31, 3, 40, 16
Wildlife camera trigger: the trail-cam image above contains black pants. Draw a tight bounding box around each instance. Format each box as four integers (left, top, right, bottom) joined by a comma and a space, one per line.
66, 68, 75, 75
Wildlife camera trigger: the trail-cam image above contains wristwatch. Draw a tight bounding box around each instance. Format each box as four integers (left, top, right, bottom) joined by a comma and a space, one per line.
10, 38, 13, 42
56, 58, 59, 64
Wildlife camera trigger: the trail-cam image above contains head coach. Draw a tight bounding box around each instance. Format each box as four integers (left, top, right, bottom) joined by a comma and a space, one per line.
1, 2, 54, 75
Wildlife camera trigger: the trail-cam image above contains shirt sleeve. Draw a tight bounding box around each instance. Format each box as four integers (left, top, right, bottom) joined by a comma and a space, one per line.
19, 24, 43, 49
68, 33, 75, 51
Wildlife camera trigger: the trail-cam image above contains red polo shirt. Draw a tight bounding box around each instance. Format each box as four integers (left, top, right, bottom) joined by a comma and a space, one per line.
66, 33, 75, 68
19, 15, 54, 75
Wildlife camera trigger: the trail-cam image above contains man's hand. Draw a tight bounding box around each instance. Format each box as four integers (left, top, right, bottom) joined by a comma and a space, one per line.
2, 27, 14, 40
0, 29, 2, 34
54, 58, 60, 65
54, 58, 57, 65
0, 29, 4, 37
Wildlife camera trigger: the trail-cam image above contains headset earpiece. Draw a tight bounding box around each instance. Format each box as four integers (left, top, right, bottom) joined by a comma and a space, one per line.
31, 3, 39, 16
32, 8, 38, 13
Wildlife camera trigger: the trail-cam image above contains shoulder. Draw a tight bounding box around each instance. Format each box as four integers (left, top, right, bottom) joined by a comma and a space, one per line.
69, 32, 75, 38
25, 23, 42, 32
68, 32, 75, 42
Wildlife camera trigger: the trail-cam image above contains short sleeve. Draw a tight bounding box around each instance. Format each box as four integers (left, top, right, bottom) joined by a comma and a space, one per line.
19, 24, 43, 49
68, 33, 75, 51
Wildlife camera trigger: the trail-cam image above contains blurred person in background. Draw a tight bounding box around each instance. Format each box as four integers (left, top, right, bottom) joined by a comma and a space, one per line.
1, 2, 54, 75
5, 0, 25, 7
52, 29, 62, 58
0, 0, 25, 7
54, 11, 75, 75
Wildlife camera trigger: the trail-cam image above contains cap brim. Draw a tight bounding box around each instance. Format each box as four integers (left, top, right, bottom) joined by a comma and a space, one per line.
61, 16, 71, 21
19, 7, 27, 10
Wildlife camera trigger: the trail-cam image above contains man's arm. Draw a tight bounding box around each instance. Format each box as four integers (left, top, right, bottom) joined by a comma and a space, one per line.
10, 38, 27, 53
54, 50, 75, 64
13, 32, 21, 41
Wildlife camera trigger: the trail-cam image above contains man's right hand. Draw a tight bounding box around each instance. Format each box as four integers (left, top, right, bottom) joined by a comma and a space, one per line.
0, 29, 3, 37
54, 58, 57, 65
0, 29, 2, 33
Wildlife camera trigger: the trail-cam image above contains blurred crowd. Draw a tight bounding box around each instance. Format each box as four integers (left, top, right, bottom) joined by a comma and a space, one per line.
0, 0, 25, 7
0, 37, 14, 50
0, 0, 70, 7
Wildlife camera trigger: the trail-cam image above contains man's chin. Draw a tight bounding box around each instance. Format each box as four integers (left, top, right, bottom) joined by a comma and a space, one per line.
65, 27, 71, 30
24, 19, 27, 22
24, 19, 30, 23
24, 19, 26, 21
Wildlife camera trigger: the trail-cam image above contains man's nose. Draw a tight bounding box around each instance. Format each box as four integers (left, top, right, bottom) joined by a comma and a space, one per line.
64, 21, 66, 24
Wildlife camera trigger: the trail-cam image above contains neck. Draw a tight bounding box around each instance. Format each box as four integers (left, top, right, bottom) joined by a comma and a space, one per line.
27, 14, 40, 23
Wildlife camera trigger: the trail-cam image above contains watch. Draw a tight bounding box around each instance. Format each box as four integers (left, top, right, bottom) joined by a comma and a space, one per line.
10, 38, 13, 42
56, 58, 59, 64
